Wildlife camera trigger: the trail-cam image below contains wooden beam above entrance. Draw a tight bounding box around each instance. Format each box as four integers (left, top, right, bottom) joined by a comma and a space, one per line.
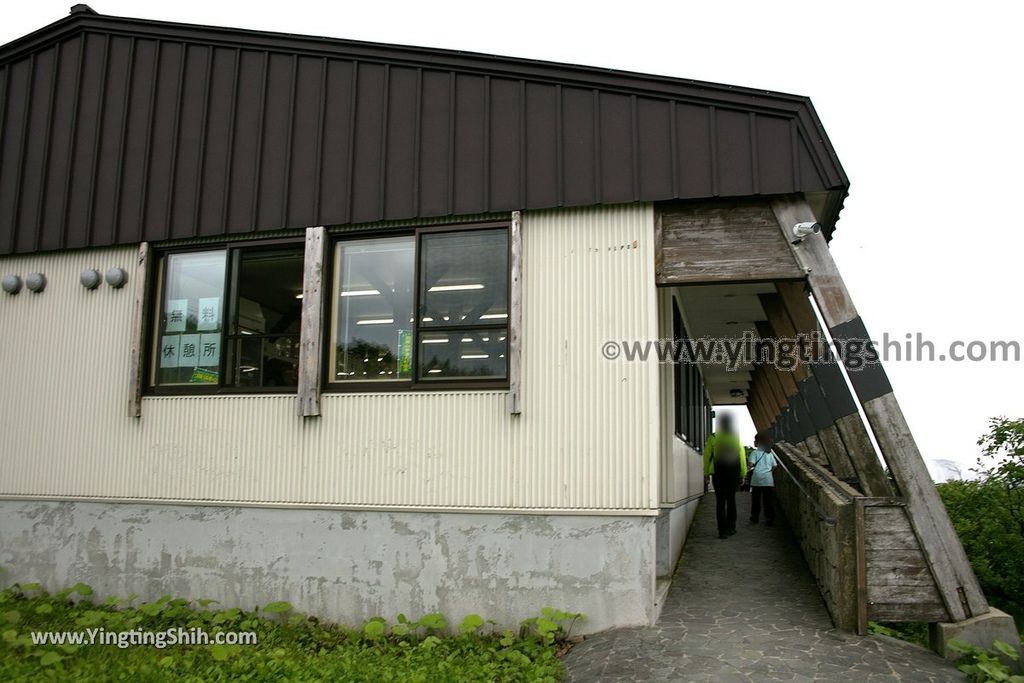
656, 200, 805, 285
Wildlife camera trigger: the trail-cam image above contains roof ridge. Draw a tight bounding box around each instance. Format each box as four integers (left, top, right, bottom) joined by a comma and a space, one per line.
1, 9, 813, 111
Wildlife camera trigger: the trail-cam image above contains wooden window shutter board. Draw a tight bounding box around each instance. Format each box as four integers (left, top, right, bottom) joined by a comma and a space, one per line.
296, 226, 326, 417
507, 210, 523, 415
127, 242, 152, 418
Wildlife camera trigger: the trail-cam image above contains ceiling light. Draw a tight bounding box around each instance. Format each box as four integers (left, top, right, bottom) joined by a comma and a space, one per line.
461, 354, 489, 360
295, 293, 304, 299
357, 318, 394, 325
340, 289, 380, 297
422, 338, 448, 344
480, 313, 507, 320
428, 284, 484, 292
461, 337, 473, 342
427, 368, 442, 374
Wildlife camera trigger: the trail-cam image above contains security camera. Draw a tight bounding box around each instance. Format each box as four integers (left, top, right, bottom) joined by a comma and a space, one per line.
792, 221, 821, 243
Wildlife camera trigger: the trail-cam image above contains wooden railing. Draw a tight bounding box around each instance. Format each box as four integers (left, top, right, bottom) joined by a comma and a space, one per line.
775, 443, 950, 633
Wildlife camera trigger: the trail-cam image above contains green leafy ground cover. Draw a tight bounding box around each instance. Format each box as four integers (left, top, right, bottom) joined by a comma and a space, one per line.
0, 579, 580, 682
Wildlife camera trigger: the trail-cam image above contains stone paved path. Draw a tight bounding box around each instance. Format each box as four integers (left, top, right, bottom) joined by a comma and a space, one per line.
562, 493, 964, 682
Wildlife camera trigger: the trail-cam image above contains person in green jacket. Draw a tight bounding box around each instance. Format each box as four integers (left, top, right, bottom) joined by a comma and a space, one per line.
703, 413, 748, 539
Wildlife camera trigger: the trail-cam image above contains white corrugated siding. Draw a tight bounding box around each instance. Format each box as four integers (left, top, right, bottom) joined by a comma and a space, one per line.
0, 204, 659, 511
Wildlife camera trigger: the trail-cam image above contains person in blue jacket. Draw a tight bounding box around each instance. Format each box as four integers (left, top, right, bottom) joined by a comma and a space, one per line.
748, 432, 778, 526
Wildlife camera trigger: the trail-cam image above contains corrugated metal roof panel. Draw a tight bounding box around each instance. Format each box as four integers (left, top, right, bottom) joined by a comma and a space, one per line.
0, 10, 849, 255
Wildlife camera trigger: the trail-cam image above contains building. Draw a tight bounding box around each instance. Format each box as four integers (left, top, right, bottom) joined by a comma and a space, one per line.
0, 5, 1016, 649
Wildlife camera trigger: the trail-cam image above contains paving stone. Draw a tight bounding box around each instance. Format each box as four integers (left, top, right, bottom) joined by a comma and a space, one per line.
562, 494, 965, 682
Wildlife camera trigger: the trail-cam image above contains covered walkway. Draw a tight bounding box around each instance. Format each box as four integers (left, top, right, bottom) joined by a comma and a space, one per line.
562, 493, 963, 682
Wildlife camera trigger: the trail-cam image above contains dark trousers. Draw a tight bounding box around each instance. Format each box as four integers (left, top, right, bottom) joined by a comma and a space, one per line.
751, 485, 775, 523
712, 465, 741, 535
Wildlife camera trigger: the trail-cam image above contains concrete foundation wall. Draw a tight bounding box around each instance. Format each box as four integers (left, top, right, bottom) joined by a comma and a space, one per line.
0, 500, 656, 633
655, 497, 701, 579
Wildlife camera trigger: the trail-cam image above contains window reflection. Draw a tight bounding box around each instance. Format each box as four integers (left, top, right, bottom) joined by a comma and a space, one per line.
155, 250, 226, 386
417, 229, 508, 380
418, 229, 508, 328
225, 248, 304, 388
332, 237, 415, 381
418, 328, 508, 380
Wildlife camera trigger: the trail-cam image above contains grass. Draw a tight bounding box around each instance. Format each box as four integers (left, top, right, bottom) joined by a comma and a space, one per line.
867, 621, 930, 648
0, 581, 577, 682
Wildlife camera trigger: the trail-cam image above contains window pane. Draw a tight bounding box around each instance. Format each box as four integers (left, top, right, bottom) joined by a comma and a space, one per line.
331, 236, 415, 382
418, 229, 507, 328
156, 251, 226, 386
225, 247, 303, 388
418, 328, 508, 380
226, 336, 300, 388
231, 248, 304, 336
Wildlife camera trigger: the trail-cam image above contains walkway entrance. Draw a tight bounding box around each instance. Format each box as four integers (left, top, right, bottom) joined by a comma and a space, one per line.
654, 196, 1002, 647
563, 494, 963, 682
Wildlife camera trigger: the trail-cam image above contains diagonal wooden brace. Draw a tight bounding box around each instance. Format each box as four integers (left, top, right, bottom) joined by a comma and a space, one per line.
771, 196, 988, 622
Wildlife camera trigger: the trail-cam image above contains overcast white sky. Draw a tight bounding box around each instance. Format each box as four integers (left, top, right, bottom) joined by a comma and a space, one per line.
3, 1, 1021, 477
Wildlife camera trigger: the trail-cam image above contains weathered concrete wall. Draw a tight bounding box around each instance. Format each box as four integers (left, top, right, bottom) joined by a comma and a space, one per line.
0, 500, 655, 633
931, 608, 1023, 671
775, 449, 859, 631
655, 496, 701, 579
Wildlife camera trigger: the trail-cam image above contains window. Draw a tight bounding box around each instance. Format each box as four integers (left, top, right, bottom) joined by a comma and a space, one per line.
331, 236, 415, 382
673, 299, 710, 446
151, 243, 304, 391
330, 225, 509, 387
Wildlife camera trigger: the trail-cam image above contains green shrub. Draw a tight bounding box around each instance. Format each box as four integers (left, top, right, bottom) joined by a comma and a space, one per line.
867, 621, 929, 648
949, 638, 1023, 683
0, 580, 578, 682
938, 417, 1024, 624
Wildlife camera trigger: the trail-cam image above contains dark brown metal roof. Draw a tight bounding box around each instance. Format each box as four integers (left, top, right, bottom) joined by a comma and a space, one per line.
0, 9, 849, 255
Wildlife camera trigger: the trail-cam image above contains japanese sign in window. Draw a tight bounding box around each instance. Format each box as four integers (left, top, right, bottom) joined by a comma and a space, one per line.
152, 245, 304, 390
155, 251, 226, 386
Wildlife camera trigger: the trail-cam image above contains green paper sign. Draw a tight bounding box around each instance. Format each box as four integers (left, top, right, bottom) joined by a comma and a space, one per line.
398, 330, 412, 377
